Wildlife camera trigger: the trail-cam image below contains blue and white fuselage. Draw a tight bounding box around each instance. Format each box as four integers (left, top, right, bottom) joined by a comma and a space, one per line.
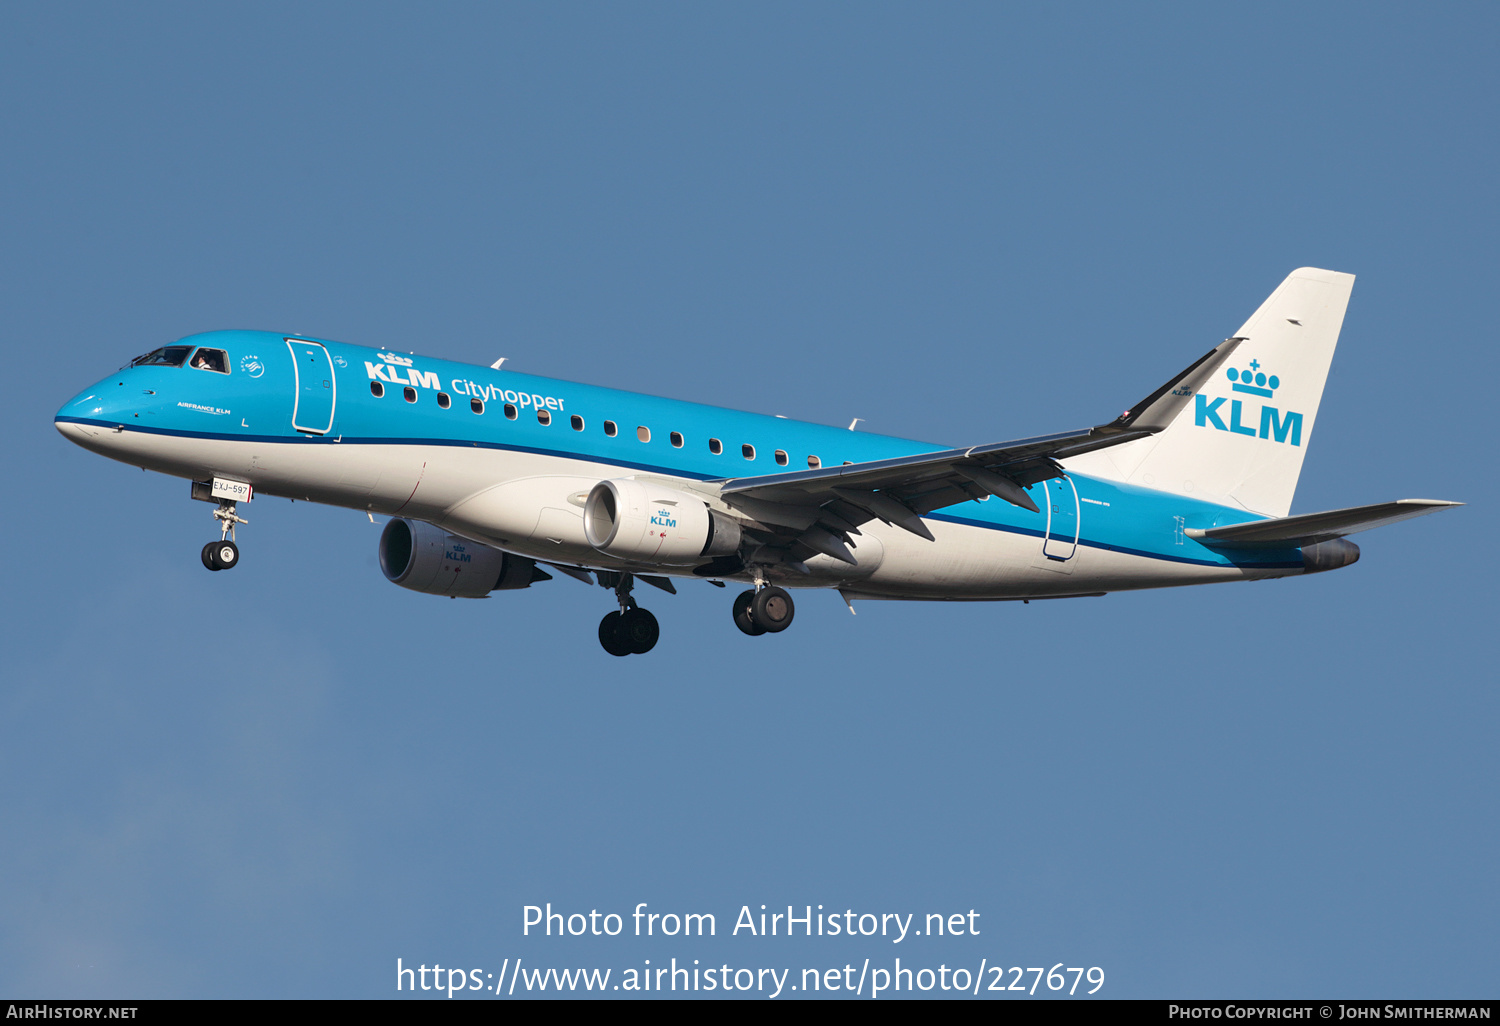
54, 268, 1459, 650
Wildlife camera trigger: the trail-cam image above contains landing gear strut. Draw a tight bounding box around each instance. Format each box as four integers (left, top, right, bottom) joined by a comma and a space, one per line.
201, 500, 247, 571
597, 572, 659, 656
732, 584, 794, 636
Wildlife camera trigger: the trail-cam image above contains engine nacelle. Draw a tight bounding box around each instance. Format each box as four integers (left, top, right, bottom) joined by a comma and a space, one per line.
379, 517, 544, 597
584, 479, 741, 565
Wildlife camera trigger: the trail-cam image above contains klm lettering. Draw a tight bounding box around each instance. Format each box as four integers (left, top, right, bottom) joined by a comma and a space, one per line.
1195, 394, 1302, 446
650, 510, 677, 529
366, 361, 441, 389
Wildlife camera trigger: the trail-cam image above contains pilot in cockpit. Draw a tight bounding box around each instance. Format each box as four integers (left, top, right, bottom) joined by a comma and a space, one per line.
191, 349, 227, 373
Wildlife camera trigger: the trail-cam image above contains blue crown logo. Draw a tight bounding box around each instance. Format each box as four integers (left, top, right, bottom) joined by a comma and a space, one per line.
1226, 360, 1280, 398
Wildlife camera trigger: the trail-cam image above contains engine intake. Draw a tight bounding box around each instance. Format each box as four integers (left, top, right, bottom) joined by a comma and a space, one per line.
584, 479, 741, 565
379, 518, 548, 597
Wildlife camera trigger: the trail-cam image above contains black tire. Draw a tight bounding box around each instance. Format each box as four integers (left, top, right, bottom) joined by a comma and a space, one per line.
598, 611, 631, 657
213, 540, 239, 570
619, 607, 659, 654
732, 590, 766, 636
202, 542, 221, 571
751, 586, 794, 633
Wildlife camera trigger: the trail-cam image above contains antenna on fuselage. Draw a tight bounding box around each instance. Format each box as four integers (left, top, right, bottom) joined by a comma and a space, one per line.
490, 358, 507, 370
848, 417, 862, 431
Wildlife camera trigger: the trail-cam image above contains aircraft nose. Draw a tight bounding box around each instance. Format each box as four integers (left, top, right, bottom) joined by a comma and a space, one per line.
55, 385, 118, 449
55, 418, 99, 443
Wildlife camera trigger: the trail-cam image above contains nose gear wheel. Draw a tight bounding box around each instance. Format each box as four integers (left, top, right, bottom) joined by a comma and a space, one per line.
201, 539, 239, 571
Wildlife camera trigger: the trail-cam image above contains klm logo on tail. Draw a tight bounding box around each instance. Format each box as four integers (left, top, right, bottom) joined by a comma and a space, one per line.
1195, 362, 1303, 446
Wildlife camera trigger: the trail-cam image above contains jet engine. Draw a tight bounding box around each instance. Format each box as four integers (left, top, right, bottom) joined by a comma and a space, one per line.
379, 517, 549, 597
583, 479, 742, 564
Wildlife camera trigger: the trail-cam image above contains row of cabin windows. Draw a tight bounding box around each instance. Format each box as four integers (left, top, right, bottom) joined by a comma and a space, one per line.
372, 380, 483, 413
369, 379, 823, 468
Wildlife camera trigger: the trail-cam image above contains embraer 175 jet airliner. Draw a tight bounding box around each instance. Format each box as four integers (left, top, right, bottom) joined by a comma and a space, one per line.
56, 268, 1458, 655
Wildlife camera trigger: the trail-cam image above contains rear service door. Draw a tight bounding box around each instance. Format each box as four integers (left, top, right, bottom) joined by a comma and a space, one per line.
1041, 474, 1080, 564
287, 339, 336, 434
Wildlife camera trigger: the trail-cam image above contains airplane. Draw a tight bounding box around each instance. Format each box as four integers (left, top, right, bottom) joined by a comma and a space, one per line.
55, 267, 1459, 656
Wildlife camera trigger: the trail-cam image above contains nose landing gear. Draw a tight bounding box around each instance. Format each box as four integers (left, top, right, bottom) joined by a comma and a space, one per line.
202, 500, 247, 571
732, 584, 794, 636
597, 572, 660, 656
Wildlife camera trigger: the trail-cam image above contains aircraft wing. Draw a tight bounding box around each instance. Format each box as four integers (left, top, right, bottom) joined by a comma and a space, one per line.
703, 338, 1243, 567
1184, 498, 1462, 548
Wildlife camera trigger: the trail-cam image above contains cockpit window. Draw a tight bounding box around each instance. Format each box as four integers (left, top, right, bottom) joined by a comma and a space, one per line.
130, 346, 192, 368
189, 348, 229, 374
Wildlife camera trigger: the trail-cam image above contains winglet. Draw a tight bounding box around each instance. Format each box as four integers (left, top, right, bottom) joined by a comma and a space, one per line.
1099, 337, 1245, 435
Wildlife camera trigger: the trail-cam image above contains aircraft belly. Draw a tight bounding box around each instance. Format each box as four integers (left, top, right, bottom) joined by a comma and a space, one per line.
86, 431, 667, 566
860, 519, 1044, 597
438, 470, 603, 552
857, 517, 1258, 599
82, 429, 265, 493
79, 429, 1287, 596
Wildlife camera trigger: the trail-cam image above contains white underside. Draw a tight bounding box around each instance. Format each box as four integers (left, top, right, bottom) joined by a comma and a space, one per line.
62, 423, 1284, 599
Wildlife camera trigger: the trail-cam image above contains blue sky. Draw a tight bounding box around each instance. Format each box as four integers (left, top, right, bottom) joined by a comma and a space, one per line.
1, 2, 1495, 999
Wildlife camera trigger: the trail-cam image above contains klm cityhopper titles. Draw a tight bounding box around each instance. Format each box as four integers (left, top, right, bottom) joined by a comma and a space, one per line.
55, 268, 1459, 655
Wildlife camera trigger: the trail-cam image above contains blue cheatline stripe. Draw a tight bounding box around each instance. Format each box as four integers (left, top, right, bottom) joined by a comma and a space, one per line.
56, 417, 1299, 571
926, 510, 1300, 570
54, 416, 718, 481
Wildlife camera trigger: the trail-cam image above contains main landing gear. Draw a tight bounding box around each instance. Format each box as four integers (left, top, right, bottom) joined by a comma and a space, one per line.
201, 500, 247, 572
732, 585, 794, 636
597, 572, 659, 657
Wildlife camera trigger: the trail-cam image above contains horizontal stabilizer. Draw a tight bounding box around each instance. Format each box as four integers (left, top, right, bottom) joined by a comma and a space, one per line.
1185, 499, 1461, 548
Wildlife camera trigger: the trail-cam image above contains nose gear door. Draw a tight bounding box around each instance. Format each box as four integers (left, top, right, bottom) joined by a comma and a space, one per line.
287, 339, 336, 434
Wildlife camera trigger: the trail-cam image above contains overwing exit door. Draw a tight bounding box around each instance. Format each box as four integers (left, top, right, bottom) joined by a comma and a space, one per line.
287, 339, 336, 434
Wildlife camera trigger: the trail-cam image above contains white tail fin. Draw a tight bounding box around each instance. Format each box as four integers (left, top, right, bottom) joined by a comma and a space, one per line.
1065, 267, 1355, 517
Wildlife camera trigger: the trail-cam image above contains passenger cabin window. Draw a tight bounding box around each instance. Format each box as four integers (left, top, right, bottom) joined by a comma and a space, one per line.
370, 381, 385, 398
742, 444, 756, 460
131, 346, 192, 368
436, 392, 451, 409
571, 415, 584, 431
504, 404, 518, 419
708, 437, 722, 455
403, 387, 417, 403
637, 426, 650, 442
774, 449, 788, 466
470, 398, 484, 414
190, 348, 229, 373
808, 455, 821, 469
604, 420, 618, 437
670, 431, 683, 448
537, 409, 551, 426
